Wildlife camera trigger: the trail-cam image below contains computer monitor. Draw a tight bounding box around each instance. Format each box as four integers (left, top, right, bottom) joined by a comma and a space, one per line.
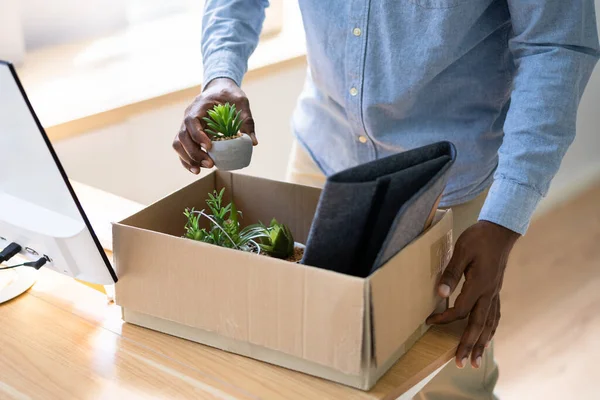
0, 60, 116, 295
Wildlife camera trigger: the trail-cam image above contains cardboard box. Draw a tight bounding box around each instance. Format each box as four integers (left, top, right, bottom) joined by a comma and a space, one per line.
113, 171, 453, 390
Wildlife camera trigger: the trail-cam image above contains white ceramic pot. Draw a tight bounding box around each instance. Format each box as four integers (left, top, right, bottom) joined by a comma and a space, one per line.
208, 134, 253, 171
293, 242, 305, 263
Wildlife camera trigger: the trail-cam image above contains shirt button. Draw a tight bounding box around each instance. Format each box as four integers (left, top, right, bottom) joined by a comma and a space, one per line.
353, 27, 362, 36
358, 135, 368, 144
350, 87, 358, 96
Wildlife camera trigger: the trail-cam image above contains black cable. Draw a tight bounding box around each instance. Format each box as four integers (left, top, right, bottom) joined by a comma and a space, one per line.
0, 242, 22, 263
0, 257, 47, 271
0, 264, 24, 271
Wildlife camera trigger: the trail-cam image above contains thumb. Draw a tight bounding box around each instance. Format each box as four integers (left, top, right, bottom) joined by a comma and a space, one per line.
438, 246, 470, 298
239, 110, 258, 146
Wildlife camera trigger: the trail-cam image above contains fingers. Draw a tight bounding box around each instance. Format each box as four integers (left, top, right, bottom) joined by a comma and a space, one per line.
196, 99, 219, 130
179, 158, 199, 175
184, 115, 212, 151
489, 294, 500, 344
426, 282, 478, 325
173, 131, 198, 171
455, 297, 492, 369
437, 242, 471, 298
238, 100, 258, 145
172, 127, 213, 174
470, 295, 498, 367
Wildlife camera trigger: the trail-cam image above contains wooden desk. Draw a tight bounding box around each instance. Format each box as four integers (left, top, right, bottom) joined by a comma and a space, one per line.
0, 182, 464, 399
0, 265, 464, 400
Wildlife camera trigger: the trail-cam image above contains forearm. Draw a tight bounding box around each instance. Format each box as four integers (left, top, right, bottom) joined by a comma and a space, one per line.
202, 0, 269, 87
479, 0, 599, 235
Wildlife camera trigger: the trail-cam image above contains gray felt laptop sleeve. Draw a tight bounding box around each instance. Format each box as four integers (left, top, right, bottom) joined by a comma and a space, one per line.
301, 141, 456, 277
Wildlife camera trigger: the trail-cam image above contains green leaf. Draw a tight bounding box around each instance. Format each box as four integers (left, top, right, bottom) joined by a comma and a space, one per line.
233, 109, 244, 133
202, 103, 245, 138
205, 120, 221, 131
205, 129, 220, 138
230, 201, 238, 225
206, 109, 218, 121
255, 219, 295, 259
227, 103, 235, 123
184, 188, 294, 257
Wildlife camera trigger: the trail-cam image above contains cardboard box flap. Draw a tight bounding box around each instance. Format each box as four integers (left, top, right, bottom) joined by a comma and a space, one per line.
118, 171, 321, 244
218, 172, 322, 244
369, 210, 453, 367
118, 172, 217, 236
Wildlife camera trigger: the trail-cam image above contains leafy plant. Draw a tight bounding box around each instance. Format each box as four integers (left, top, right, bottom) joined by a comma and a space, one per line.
202, 102, 244, 139
184, 188, 266, 252
256, 219, 295, 259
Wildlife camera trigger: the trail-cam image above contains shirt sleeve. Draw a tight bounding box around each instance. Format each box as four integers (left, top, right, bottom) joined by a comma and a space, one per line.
479, 0, 600, 235
201, 0, 269, 87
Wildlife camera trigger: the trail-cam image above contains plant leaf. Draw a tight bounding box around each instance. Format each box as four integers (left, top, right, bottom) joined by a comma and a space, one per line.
230, 201, 238, 225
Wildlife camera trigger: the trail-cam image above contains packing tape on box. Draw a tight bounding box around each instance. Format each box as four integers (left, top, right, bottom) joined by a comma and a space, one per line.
430, 231, 453, 279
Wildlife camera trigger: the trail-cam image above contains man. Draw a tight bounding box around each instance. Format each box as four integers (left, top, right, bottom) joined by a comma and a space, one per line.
173, 1, 599, 397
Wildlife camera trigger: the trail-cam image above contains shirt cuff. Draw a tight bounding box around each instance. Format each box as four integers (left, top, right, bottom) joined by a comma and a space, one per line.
202, 49, 247, 88
478, 178, 543, 235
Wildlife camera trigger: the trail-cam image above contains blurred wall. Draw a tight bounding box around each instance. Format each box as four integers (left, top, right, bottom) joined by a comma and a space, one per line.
20, 0, 128, 51
19, 0, 203, 51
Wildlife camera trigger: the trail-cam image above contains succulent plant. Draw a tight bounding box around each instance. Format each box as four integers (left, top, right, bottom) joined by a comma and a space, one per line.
183, 189, 297, 259
256, 219, 295, 259
202, 103, 244, 139
184, 188, 266, 252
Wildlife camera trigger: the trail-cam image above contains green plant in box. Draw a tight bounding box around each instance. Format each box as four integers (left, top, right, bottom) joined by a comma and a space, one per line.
184, 188, 266, 252
256, 219, 295, 259
203, 102, 244, 140
183, 188, 302, 261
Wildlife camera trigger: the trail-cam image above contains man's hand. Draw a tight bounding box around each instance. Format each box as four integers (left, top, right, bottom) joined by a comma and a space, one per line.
426, 220, 520, 369
173, 78, 257, 174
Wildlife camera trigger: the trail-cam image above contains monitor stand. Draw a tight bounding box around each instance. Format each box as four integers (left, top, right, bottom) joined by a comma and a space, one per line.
0, 267, 38, 304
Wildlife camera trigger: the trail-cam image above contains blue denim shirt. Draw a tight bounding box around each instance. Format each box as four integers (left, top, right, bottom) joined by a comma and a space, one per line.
201, 0, 599, 234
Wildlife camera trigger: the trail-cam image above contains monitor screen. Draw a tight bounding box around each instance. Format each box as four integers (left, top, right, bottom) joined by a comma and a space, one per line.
0, 61, 116, 284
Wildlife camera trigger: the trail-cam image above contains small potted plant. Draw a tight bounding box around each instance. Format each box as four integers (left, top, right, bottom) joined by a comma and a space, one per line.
203, 103, 253, 171
183, 189, 304, 262
183, 189, 265, 252
255, 219, 304, 262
